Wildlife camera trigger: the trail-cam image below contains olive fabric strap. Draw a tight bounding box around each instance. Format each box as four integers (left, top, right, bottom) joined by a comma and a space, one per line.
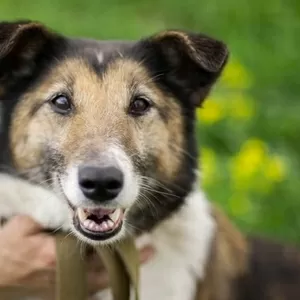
96, 238, 140, 300
116, 239, 140, 300
55, 233, 88, 300
55, 234, 140, 300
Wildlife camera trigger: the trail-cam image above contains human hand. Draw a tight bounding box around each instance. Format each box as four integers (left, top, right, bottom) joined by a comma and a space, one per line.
0, 215, 155, 298
0, 215, 56, 292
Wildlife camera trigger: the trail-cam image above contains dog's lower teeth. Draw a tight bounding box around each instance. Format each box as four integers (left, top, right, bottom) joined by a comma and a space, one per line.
101, 221, 109, 231
82, 218, 114, 232
77, 207, 123, 233
83, 219, 93, 230
107, 219, 114, 228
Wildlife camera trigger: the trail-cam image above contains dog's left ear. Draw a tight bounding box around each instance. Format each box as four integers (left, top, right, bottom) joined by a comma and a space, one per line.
138, 30, 229, 107
0, 21, 63, 95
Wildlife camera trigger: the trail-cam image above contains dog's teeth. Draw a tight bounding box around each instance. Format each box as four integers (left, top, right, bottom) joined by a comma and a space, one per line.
100, 221, 109, 231
91, 223, 100, 231
80, 208, 123, 233
83, 219, 93, 228
109, 209, 121, 222
82, 218, 114, 232
107, 220, 114, 229
77, 208, 88, 222
87, 220, 99, 231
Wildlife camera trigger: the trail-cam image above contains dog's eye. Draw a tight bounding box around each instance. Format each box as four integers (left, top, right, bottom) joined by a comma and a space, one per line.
128, 96, 151, 116
50, 95, 72, 115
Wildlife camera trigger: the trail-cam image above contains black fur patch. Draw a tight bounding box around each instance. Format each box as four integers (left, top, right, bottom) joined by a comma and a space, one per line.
127, 30, 228, 108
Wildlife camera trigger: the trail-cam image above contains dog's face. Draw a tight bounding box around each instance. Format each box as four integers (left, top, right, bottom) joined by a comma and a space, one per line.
0, 21, 228, 244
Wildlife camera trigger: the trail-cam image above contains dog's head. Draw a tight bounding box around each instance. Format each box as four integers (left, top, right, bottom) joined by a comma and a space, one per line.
0, 21, 228, 244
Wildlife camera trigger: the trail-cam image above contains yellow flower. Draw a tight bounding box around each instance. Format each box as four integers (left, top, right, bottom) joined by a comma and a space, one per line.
229, 139, 267, 191
229, 93, 255, 121
197, 97, 224, 124
200, 147, 217, 186
264, 155, 286, 182
229, 138, 287, 194
233, 139, 266, 178
221, 59, 253, 90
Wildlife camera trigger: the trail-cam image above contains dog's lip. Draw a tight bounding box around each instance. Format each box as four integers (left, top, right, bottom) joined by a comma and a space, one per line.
66, 198, 76, 211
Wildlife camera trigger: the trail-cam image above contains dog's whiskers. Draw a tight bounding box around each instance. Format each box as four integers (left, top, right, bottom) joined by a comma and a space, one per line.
140, 185, 181, 199
139, 176, 174, 192
137, 192, 160, 218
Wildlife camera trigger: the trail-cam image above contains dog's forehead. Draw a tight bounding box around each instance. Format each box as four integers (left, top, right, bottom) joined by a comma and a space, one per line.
46, 57, 150, 91
37, 39, 153, 96
70, 38, 135, 67
17, 37, 175, 117
24, 47, 160, 113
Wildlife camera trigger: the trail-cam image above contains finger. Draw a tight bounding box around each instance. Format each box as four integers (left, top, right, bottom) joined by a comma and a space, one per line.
3, 215, 43, 236
33, 235, 57, 269
139, 245, 155, 264
87, 271, 110, 294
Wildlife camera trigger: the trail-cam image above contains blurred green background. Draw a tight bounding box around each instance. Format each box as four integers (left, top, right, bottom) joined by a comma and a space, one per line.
1, 0, 300, 244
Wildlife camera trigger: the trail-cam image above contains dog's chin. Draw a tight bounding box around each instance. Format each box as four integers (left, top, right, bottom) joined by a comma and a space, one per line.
70, 207, 127, 245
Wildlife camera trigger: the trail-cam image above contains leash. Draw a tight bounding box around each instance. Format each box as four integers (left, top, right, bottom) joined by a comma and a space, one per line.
96, 239, 140, 300
55, 234, 140, 300
55, 233, 88, 300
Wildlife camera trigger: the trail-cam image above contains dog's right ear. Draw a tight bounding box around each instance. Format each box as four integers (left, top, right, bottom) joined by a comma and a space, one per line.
0, 21, 63, 95
135, 30, 228, 108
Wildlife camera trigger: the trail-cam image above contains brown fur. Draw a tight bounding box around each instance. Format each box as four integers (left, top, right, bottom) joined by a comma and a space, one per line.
10, 57, 184, 184
195, 206, 248, 300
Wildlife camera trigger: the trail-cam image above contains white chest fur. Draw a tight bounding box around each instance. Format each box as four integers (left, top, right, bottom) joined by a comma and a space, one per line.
98, 189, 216, 300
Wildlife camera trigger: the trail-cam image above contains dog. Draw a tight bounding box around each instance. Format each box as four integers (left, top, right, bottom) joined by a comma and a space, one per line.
1, 20, 300, 300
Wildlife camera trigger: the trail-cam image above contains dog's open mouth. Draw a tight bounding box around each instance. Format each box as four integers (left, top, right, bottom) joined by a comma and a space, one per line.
74, 207, 124, 241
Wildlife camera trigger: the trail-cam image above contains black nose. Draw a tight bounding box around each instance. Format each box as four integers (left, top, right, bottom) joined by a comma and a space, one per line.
78, 165, 124, 202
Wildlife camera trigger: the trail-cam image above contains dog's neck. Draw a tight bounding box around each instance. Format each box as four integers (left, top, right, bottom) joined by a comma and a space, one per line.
131, 184, 249, 300
132, 186, 216, 300
149, 187, 215, 277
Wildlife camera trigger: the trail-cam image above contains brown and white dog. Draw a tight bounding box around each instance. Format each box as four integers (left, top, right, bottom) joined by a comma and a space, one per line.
1, 20, 300, 300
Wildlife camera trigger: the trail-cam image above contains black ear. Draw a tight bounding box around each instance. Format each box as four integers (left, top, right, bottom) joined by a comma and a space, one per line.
137, 30, 229, 107
0, 20, 63, 96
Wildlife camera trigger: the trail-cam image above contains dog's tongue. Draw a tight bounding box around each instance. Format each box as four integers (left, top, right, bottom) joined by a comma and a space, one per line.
84, 208, 115, 217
